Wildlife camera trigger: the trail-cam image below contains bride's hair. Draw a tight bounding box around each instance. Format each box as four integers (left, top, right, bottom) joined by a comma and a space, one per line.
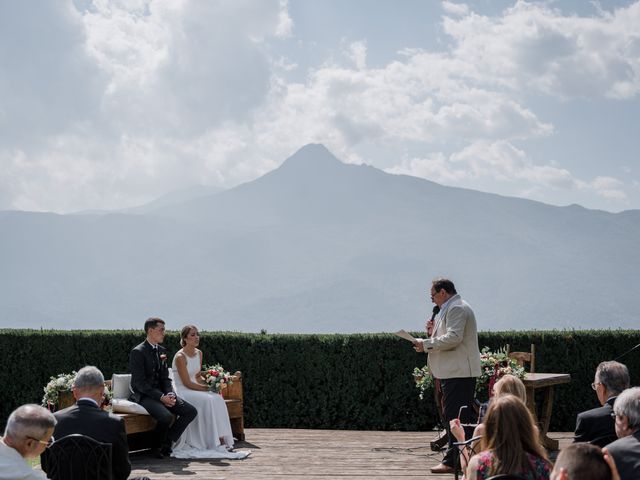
180, 324, 198, 347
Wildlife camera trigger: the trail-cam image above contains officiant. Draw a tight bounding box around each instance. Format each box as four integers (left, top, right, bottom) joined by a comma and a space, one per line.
413, 278, 481, 475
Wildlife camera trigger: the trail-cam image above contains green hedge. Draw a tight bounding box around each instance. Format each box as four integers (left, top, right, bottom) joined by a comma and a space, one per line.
1, 329, 638, 434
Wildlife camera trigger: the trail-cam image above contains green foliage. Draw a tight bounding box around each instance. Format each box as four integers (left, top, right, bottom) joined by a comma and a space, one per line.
1, 329, 638, 433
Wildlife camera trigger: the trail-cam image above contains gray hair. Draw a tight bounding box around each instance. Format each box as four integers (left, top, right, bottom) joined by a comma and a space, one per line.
596, 361, 630, 395
73, 366, 105, 389
613, 387, 640, 429
4, 404, 56, 440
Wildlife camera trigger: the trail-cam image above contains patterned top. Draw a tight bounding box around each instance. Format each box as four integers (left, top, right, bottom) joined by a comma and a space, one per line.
473, 450, 551, 480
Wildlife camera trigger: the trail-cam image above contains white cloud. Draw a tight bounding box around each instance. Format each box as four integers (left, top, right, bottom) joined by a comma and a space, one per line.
346, 40, 367, 70
275, 0, 293, 38
0, 0, 638, 213
442, 1, 640, 99
442, 1, 469, 17
580, 176, 627, 201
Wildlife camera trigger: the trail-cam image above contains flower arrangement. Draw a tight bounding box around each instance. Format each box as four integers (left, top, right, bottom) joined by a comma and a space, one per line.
201, 364, 233, 393
42, 371, 77, 409
413, 346, 526, 401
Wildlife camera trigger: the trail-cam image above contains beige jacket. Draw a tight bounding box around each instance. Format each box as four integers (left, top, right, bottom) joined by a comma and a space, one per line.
423, 294, 481, 379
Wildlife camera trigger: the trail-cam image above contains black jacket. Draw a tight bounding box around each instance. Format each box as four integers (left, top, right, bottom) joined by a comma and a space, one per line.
129, 340, 173, 403
573, 396, 618, 447
606, 430, 640, 480
51, 399, 131, 480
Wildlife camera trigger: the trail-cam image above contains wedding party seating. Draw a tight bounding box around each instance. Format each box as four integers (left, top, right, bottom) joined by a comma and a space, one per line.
108, 369, 245, 441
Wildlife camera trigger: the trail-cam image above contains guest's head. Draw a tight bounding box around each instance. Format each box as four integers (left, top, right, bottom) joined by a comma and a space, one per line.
493, 374, 526, 402
613, 386, 640, 438
2, 404, 56, 459
144, 317, 166, 344
550, 443, 611, 480
72, 366, 105, 404
593, 361, 630, 405
180, 324, 199, 347
431, 278, 456, 306
480, 395, 548, 476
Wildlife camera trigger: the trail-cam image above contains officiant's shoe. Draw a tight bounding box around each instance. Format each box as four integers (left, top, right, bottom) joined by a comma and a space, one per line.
430, 463, 455, 474
160, 444, 172, 457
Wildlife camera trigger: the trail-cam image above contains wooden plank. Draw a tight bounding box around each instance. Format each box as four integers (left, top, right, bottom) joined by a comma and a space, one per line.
129, 428, 575, 479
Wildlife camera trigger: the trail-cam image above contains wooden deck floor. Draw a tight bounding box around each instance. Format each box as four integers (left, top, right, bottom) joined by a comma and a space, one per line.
130, 428, 574, 479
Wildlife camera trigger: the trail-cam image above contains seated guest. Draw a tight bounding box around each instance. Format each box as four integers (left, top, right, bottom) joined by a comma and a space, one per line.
605, 386, 640, 480
47, 365, 147, 480
450, 374, 527, 470
466, 395, 552, 480
550, 443, 613, 480
574, 361, 630, 447
0, 404, 56, 480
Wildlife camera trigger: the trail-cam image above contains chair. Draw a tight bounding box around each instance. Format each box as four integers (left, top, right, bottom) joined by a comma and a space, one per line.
41, 434, 112, 480
506, 344, 535, 373
453, 435, 482, 480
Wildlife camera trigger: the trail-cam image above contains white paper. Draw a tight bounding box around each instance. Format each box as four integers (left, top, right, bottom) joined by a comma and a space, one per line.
394, 329, 417, 342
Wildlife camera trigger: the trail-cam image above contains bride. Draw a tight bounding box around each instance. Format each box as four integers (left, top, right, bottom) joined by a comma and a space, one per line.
171, 324, 249, 459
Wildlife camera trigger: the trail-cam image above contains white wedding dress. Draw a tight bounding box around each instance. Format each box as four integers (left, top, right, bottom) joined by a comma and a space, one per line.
171, 350, 249, 459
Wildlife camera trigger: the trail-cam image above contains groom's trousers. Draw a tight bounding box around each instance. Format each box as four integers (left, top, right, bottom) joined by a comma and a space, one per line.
139, 396, 197, 448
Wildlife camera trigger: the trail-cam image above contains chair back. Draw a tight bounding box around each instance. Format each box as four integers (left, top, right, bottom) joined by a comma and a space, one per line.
41, 433, 113, 480
506, 344, 536, 373
453, 435, 482, 480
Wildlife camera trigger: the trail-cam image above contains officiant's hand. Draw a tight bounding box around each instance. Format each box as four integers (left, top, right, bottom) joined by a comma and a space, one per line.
426, 319, 434, 336
161, 393, 176, 407
413, 339, 425, 352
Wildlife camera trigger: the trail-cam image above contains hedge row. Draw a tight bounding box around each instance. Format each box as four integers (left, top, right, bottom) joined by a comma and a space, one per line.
1, 329, 638, 433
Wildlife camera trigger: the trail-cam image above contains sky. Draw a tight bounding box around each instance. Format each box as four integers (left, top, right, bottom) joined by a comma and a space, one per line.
1, 0, 639, 214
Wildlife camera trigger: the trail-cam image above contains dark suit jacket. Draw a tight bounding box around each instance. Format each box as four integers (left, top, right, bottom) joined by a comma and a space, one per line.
129, 340, 173, 403
51, 399, 131, 480
605, 430, 640, 480
573, 396, 618, 447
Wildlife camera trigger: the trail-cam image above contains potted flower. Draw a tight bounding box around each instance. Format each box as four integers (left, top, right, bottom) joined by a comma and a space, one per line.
414, 346, 526, 402
42, 371, 77, 411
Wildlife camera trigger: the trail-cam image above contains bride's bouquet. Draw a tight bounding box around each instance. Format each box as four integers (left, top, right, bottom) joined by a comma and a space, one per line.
201, 364, 233, 393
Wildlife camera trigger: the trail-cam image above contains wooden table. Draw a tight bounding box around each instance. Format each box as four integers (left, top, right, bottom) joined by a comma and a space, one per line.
523, 372, 571, 451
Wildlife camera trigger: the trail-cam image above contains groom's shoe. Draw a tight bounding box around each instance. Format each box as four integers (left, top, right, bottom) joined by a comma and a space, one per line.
150, 447, 165, 459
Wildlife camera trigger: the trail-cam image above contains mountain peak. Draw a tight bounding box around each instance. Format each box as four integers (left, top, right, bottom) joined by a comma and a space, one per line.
279, 144, 344, 171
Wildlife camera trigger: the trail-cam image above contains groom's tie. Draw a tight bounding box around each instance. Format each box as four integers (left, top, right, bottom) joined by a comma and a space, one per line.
152, 345, 160, 369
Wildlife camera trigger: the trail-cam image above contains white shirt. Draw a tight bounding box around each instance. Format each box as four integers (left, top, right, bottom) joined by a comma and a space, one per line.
0, 438, 48, 480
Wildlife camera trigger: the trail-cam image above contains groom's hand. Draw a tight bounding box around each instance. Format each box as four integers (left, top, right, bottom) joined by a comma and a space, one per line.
160, 393, 176, 407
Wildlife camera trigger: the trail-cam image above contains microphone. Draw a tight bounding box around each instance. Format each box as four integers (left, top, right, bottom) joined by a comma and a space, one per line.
614, 343, 640, 362
431, 305, 440, 321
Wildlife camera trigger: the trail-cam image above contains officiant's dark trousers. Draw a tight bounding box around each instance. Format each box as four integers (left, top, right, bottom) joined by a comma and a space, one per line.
140, 396, 197, 448
440, 377, 476, 467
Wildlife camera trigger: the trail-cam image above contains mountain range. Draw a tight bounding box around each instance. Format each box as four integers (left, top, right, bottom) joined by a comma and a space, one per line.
1, 143, 638, 332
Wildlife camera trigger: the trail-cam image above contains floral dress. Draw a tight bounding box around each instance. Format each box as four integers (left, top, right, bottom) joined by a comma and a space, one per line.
473, 451, 551, 480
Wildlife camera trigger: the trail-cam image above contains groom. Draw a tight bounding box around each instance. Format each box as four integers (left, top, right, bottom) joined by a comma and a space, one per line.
129, 317, 197, 458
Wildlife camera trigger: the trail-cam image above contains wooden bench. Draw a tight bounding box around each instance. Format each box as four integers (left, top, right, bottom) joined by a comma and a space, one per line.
105, 371, 245, 441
